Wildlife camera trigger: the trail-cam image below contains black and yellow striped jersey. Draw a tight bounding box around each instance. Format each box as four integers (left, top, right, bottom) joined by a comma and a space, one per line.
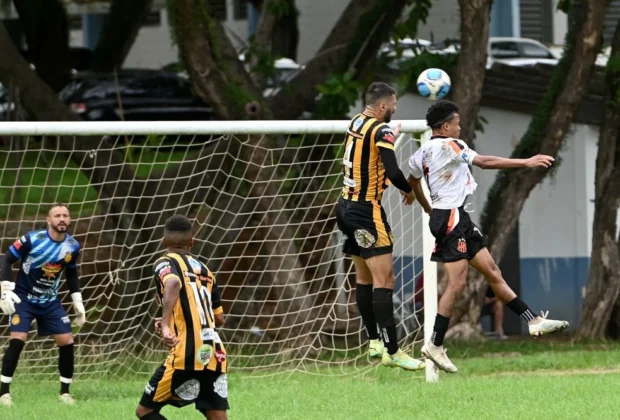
342, 112, 396, 202
153, 252, 227, 373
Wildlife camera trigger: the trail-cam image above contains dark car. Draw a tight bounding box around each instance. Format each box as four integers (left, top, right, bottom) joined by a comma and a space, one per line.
59, 69, 215, 121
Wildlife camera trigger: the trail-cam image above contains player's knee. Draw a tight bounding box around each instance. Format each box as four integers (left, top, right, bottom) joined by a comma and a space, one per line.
204, 410, 228, 420
447, 273, 467, 293
373, 266, 395, 289
135, 405, 153, 419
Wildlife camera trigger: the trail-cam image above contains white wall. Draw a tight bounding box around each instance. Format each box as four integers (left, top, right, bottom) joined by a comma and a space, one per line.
123, 10, 177, 69
552, 0, 569, 45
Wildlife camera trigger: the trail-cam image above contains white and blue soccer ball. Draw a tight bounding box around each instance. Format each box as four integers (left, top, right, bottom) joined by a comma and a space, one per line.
416, 68, 451, 100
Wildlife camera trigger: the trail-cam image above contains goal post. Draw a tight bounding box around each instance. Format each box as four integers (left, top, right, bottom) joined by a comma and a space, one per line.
0, 120, 438, 382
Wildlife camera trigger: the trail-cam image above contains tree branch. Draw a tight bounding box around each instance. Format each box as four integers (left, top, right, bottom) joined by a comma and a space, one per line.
90, 0, 154, 72
170, 0, 268, 120
12, 0, 71, 92
269, 0, 408, 120
449, 0, 607, 328
452, 0, 493, 148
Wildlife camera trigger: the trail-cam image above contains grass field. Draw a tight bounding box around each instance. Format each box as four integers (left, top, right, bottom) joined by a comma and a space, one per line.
3, 339, 620, 419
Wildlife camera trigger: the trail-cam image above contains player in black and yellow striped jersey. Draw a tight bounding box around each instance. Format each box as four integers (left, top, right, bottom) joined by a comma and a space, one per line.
335, 82, 425, 372
136, 215, 229, 420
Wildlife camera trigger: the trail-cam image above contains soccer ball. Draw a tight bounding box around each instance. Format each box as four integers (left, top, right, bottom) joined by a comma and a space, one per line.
416, 68, 451, 100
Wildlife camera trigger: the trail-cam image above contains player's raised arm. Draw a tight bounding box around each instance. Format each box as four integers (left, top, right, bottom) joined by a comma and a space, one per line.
446, 137, 556, 170
471, 153, 555, 170
375, 124, 415, 204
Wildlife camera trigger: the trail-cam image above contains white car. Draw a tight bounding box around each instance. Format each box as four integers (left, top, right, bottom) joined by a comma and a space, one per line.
486, 37, 559, 69
381, 36, 560, 70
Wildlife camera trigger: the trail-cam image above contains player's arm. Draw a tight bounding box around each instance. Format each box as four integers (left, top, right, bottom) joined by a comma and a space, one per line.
154, 258, 181, 347
66, 248, 86, 327
375, 125, 414, 201
407, 150, 432, 214
448, 139, 555, 169
0, 235, 29, 315
407, 174, 432, 214
211, 278, 225, 327
472, 154, 554, 169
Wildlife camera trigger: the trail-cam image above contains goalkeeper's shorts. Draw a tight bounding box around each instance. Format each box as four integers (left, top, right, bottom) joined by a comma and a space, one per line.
139, 364, 229, 412
9, 298, 72, 336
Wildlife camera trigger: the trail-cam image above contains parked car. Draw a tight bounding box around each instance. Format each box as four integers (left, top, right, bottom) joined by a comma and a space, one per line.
161, 56, 304, 97
381, 36, 560, 70
59, 69, 215, 122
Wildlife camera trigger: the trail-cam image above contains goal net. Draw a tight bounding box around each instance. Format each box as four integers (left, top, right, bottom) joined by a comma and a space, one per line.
0, 120, 437, 381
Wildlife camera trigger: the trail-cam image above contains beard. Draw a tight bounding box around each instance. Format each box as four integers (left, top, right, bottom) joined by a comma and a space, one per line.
384, 108, 393, 123
51, 222, 68, 233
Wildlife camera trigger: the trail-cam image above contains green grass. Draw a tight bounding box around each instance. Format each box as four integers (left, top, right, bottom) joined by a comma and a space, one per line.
4, 339, 620, 419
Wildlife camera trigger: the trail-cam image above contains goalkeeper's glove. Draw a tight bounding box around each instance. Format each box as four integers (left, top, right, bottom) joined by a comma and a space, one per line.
71, 292, 86, 327
0, 281, 21, 315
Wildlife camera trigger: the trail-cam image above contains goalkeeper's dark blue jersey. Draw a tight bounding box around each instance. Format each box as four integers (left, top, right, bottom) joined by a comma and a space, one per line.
9, 230, 81, 304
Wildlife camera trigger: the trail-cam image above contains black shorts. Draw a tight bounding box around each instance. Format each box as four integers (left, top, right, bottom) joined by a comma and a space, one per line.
139, 364, 229, 413
429, 206, 484, 263
335, 197, 394, 259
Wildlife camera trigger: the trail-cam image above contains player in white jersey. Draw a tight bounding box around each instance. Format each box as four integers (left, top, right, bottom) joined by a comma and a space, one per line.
407, 100, 569, 373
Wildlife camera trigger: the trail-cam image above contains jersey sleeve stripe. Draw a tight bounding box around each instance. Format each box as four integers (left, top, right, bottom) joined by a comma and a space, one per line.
213, 306, 224, 315
9, 247, 20, 258
450, 140, 464, 153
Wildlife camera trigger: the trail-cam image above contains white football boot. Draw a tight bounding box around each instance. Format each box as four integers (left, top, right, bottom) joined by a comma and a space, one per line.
421, 342, 458, 374
0, 393, 13, 407
528, 311, 570, 337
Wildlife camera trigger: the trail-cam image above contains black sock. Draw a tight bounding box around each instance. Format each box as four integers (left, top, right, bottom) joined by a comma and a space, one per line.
141, 411, 168, 420
58, 344, 74, 394
373, 288, 398, 355
1, 339, 25, 396
507, 297, 536, 323
431, 314, 450, 347
356, 283, 379, 340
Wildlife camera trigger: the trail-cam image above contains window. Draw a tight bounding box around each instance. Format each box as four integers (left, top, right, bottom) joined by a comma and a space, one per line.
520, 43, 552, 58
490, 42, 520, 58
234, 0, 248, 20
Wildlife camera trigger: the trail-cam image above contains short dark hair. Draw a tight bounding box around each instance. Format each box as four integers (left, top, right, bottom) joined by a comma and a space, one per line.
48, 202, 68, 216
164, 215, 193, 248
426, 100, 459, 129
365, 82, 396, 106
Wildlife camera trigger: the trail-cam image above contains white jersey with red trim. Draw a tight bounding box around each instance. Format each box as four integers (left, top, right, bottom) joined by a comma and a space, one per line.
408, 135, 478, 209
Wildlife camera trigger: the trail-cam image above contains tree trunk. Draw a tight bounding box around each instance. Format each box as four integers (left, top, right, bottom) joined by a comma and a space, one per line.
451, 0, 493, 148
0, 21, 143, 234
269, 0, 409, 120
447, 0, 607, 328
576, 19, 620, 340
250, 0, 299, 60
90, 0, 154, 72
13, 0, 71, 92
170, 0, 268, 120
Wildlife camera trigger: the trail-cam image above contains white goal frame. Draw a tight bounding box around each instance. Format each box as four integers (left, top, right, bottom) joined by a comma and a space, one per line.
0, 119, 439, 383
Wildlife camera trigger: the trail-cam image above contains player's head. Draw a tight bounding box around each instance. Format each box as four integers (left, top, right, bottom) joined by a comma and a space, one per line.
163, 215, 194, 250
365, 82, 397, 123
47, 203, 71, 233
426, 100, 460, 138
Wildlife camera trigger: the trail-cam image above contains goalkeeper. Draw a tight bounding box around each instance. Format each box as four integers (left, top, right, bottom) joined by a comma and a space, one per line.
0, 203, 86, 407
